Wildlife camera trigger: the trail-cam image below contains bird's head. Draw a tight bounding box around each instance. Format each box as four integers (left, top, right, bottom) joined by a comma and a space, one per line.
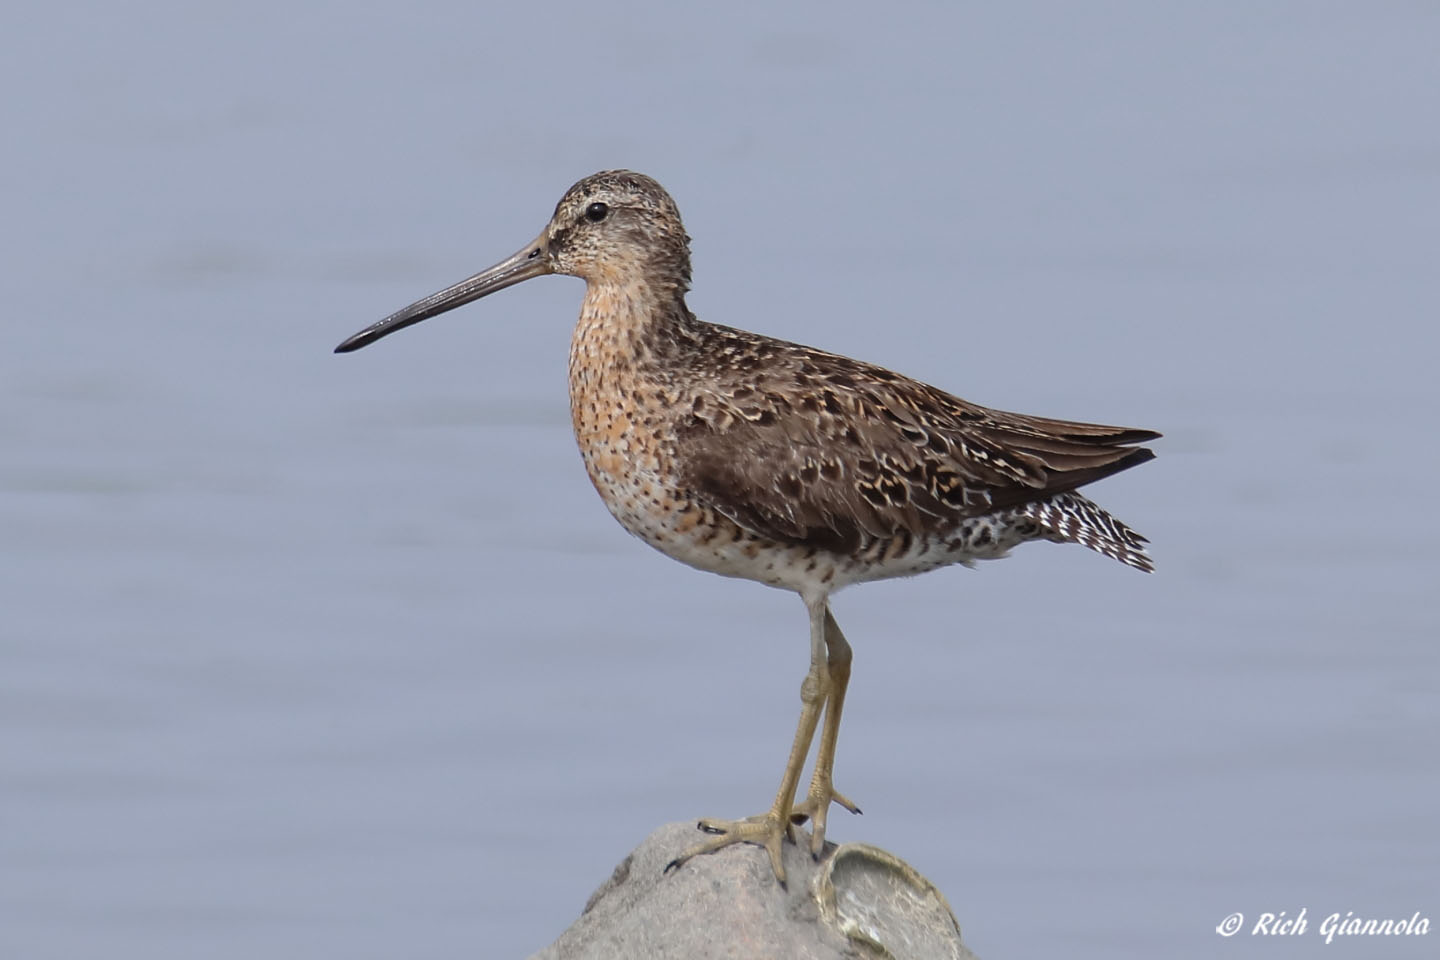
335, 170, 690, 353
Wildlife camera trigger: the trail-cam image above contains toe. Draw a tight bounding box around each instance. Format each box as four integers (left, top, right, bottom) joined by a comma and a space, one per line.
808, 814, 828, 856
764, 832, 787, 886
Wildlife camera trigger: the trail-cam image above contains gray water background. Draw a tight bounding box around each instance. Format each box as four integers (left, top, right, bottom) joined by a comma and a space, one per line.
2, 3, 1437, 958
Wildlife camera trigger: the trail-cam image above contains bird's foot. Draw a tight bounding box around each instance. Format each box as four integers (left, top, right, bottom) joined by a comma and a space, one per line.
664, 808, 796, 885
788, 780, 861, 856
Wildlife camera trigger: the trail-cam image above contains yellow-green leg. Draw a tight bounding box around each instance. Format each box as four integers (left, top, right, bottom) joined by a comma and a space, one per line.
666, 595, 832, 885
789, 606, 862, 854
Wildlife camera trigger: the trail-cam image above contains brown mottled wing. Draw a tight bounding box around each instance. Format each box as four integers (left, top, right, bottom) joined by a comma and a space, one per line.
674, 351, 1158, 554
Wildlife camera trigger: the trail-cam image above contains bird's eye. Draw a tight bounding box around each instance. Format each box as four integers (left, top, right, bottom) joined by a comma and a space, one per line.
584, 202, 609, 223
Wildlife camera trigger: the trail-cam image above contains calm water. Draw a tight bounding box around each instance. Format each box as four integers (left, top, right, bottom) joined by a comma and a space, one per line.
3, 3, 1437, 958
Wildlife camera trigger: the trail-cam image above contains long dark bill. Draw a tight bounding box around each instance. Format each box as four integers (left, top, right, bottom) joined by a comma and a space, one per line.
334, 238, 550, 353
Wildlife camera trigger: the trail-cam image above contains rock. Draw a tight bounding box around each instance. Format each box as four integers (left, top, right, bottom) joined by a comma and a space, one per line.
529, 821, 978, 960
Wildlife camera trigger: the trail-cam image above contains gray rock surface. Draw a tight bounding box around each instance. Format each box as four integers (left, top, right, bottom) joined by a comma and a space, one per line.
530, 822, 978, 960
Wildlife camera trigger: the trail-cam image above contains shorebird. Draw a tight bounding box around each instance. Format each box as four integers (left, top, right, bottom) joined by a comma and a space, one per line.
336, 170, 1158, 884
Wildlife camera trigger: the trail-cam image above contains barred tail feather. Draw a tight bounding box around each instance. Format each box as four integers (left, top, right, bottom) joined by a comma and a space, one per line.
1023, 492, 1154, 573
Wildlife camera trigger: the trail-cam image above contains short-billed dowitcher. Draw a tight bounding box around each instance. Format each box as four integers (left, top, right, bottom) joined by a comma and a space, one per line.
336, 170, 1158, 884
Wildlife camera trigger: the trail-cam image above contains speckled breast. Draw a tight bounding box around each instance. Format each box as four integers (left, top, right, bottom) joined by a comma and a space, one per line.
565, 343, 817, 592
565, 359, 767, 582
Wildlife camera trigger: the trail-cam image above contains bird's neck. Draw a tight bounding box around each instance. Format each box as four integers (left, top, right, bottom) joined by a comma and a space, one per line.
567, 279, 695, 489
570, 278, 694, 379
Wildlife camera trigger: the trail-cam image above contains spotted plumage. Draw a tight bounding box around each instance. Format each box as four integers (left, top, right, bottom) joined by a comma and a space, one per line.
336, 169, 1159, 884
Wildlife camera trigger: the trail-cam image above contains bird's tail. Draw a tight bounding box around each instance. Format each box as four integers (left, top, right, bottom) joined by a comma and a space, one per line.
1022, 492, 1153, 573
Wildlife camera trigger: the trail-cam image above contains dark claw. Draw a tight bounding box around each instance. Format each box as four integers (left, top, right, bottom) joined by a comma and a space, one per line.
663, 858, 682, 874
698, 821, 724, 835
